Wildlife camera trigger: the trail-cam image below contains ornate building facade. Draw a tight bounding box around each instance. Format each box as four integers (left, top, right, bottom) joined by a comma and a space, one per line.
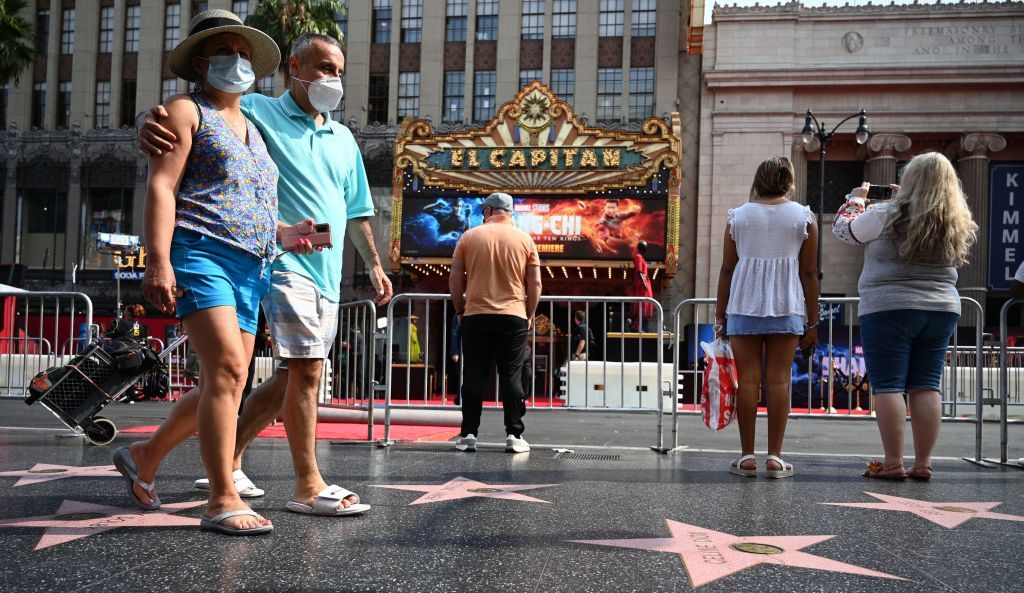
693, 1, 1024, 326
0, 0, 703, 312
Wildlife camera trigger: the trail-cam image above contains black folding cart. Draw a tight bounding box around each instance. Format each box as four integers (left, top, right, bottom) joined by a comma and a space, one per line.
24, 334, 187, 445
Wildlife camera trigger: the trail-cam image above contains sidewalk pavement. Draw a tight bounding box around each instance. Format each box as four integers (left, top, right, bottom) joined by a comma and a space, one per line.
3, 398, 1022, 461
1, 419, 1023, 592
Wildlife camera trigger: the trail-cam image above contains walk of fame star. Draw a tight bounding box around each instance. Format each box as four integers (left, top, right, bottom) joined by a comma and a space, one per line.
0, 500, 205, 550
0, 463, 121, 487
571, 519, 905, 588
824, 492, 1024, 529
372, 476, 558, 505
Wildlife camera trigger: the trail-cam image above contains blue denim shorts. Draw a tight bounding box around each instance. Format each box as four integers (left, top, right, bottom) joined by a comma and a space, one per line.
859, 309, 959, 392
727, 314, 804, 336
169, 228, 270, 335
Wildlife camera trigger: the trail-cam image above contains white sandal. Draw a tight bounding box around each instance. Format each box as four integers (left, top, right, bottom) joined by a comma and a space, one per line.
729, 454, 757, 477
286, 484, 371, 516
194, 469, 265, 498
764, 455, 794, 479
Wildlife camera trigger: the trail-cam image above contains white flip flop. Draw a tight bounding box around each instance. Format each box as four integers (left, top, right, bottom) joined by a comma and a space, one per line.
200, 509, 273, 536
286, 484, 371, 516
194, 469, 265, 498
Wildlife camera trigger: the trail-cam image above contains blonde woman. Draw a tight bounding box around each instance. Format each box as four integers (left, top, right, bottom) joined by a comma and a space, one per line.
833, 152, 977, 481
715, 157, 819, 479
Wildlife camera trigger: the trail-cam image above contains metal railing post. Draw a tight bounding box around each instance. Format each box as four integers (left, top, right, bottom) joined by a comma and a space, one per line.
998, 299, 1023, 465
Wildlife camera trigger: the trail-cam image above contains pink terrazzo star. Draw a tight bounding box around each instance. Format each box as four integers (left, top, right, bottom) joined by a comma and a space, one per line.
372, 476, 558, 505
571, 519, 905, 588
0, 499, 205, 550
0, 463, 121, 487
824, 491, 1024, 529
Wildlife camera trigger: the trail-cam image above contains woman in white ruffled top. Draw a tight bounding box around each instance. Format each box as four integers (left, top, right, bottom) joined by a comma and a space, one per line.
715, 156, 820, 479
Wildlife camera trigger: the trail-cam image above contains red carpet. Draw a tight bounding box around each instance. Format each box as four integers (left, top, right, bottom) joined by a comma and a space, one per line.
120, 423, 460, 442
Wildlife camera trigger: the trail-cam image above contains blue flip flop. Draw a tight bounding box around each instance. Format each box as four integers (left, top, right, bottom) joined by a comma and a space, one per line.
112, 446, 161, 511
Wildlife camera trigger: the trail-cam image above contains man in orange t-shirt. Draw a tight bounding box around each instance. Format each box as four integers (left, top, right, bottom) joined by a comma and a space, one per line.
449, 193, 542, 453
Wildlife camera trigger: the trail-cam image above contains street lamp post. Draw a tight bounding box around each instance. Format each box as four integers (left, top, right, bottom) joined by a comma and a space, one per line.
801, 109, 870, 279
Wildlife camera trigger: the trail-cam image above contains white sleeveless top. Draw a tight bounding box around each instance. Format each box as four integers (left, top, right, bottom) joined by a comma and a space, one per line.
726, 201, 813, 318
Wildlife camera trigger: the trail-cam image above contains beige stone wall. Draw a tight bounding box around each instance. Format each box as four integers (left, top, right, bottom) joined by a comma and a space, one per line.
698, 2, 1024, 305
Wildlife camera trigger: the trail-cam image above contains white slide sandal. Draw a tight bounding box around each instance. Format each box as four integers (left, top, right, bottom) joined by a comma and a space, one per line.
194, 469, 265, 498
286, 484, 371, 516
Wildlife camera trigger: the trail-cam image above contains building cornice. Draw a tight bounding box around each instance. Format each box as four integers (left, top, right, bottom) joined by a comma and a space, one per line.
704, 65, 1024, 88
712, 1, 1024, 22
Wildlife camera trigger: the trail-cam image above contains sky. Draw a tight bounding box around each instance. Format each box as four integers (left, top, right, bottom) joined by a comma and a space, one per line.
704, 0, 993, 24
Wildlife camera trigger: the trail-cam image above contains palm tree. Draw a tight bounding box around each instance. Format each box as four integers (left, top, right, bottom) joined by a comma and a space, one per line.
0, 0, 35, 86
245, 0, 345, 81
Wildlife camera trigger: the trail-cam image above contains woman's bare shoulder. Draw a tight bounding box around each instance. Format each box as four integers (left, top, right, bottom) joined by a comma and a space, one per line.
162, 94, 200, 127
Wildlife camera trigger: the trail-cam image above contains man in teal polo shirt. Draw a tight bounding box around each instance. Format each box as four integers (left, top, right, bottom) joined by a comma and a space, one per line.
139, 33, 392, 516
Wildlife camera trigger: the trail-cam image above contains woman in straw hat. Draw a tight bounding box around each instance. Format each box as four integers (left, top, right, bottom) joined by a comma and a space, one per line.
114, 10, 290, 535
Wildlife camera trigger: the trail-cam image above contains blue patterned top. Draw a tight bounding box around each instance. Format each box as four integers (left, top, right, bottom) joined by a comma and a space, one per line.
175, 92, 279, 264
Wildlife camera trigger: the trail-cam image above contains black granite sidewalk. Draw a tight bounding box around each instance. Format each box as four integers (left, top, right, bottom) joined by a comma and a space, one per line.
0, 420, 1022, 592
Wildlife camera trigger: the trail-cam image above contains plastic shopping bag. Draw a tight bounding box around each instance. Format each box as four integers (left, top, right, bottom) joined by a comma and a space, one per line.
700, 338, 738, 431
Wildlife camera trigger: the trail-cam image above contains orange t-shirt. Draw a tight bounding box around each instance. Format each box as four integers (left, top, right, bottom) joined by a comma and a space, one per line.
453, 218, 540, 319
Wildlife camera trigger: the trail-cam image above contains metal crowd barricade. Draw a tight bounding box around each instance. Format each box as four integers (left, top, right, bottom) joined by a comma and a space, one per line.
992, 298, 1024, 466
322, 300, 379, 441
953, 297, 986, 465
164, 333, 196, 397
0, 291, 94, 398
671, 296, 987, 454
381, 293, 667, 450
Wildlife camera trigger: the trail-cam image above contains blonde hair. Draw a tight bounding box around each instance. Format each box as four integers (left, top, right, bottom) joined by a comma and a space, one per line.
888, 152, 977, 266
749, 156, 795, 201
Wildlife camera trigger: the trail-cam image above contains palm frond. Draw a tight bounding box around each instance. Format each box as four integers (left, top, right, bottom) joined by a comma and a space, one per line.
246, 0, 345, 77
0, 0, 36, 85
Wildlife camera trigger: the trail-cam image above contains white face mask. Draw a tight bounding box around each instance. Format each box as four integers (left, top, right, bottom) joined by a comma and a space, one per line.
296, 76, 344, 113
200, 54, 255, 94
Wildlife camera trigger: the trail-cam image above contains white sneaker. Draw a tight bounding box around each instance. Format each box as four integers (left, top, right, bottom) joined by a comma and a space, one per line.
506, 434, 530, 453
1017, 457, 1024, 467
455, 434, 477, 452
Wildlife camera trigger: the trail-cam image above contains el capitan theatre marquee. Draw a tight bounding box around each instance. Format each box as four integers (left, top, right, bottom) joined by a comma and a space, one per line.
389, 82, 682, 283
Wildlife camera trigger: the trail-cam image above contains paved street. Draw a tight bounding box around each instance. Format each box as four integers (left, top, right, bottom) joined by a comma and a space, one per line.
1, 399, 1022, 592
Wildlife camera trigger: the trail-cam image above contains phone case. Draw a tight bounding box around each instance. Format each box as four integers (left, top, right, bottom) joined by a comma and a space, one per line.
278, 222, 333, 250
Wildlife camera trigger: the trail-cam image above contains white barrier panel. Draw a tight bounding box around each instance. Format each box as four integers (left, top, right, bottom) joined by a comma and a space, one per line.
0, 291, 94, 398
560, 361, 676, 411
0, 354, 72, 389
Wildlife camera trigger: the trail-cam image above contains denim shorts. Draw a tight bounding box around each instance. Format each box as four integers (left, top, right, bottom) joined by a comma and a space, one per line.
727, 314, 804, 336
859, 309, 959, 392
169, 228, 270, 335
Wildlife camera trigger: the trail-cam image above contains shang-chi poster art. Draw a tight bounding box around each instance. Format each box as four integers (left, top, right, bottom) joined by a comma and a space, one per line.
400, 196, 667, 261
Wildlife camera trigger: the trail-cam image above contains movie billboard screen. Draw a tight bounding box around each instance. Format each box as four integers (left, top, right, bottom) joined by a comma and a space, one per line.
400, 196, 667, 261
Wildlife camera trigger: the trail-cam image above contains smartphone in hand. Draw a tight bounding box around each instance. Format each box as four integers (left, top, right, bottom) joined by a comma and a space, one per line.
279, 222, 333, 250
867, 185, 894, 200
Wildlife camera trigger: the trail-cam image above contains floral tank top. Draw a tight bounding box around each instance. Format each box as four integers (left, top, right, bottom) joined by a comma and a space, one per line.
175, 92, 278, 265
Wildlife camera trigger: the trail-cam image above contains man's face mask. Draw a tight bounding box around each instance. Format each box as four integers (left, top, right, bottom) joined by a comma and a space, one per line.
295, 76, 344, 113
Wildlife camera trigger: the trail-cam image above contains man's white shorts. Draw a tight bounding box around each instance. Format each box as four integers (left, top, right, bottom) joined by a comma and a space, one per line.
262, 271, 339, 367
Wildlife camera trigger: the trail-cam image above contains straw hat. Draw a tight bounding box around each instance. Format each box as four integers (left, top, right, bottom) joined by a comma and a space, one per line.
167, 9, 280, 83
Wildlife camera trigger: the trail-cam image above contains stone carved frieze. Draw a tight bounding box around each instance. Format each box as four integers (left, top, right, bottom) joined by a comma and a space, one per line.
961, 132, 1007, 156
80, 157, 137, 188
868, 133, 912, 155
16, 154, 70, 190
3, 123, 20, 159
715, 0, 1021, 19
69, 123, 83, 158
